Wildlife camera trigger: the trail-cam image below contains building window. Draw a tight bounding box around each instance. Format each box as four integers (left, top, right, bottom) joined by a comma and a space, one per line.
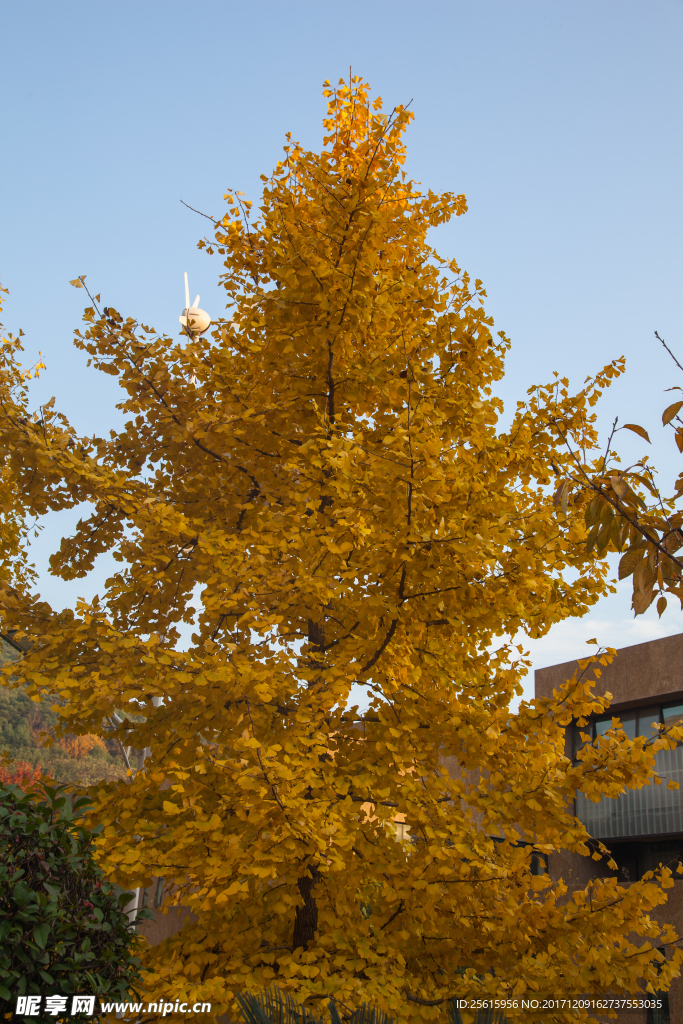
574, 701, 683, 754
530, 852, 547, 876
154, 877, 165, 908
662, 704, 683, 729
574, 702, 683, 840
608, 840, 683, 883
573, 703, 681, 756
646, 992, 670, 1024
646, 949, 671, 1024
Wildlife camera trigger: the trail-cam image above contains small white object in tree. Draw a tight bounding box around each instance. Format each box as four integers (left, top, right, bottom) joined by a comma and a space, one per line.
179, 271, 211, 336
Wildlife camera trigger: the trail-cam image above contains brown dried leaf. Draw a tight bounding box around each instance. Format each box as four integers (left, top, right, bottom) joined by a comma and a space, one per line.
622, 423, 651, 443
618, 547, 642, 580
633, 589, 653, 615
552, 480, 567, 508
662, 400, 683, 426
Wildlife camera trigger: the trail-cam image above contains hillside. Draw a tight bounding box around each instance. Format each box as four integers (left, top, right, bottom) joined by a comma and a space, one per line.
0, 637, 127, 787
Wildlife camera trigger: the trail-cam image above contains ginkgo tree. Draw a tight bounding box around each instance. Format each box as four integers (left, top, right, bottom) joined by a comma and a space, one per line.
1, 77, 682, 1023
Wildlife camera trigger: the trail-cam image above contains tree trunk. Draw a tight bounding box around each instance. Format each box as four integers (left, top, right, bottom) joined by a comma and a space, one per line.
292, 866, 320, 949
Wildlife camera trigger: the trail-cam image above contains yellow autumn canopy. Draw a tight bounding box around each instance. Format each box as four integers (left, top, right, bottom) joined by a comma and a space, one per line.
1, 77, 681, 1023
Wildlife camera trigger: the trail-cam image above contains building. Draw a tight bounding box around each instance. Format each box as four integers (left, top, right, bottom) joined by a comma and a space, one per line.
536, 633, 683, 1024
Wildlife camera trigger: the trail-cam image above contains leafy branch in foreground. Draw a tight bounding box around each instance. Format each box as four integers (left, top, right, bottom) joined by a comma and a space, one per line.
548, 332, 683, 615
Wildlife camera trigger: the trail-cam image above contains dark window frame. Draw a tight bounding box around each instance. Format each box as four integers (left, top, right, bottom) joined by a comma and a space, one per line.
646, 948, 671, 1024
607, 839, 683, 884
530, 852, 548, 876
573, 700, 683, 759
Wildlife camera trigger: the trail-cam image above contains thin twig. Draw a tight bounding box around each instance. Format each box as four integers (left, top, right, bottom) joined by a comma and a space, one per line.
656, 331, 683, 375
180, 198, 219, 226
76, 277, 103, 318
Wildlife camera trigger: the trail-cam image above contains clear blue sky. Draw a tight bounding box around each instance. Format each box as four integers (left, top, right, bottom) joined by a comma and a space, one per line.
1, 0, 682, 699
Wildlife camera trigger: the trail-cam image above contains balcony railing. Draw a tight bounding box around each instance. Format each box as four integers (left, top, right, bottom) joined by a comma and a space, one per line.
576, 745, 683, 839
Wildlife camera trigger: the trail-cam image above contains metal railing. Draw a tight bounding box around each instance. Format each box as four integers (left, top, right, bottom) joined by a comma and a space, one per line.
576, 746, 683, 839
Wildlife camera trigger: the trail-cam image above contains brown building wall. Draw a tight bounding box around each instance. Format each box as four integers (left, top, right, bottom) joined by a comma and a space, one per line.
136, 883, 197, 946
535, 633, 683, 709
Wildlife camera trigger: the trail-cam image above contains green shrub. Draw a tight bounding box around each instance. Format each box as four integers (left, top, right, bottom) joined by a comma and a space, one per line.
0, 781, 150, 1019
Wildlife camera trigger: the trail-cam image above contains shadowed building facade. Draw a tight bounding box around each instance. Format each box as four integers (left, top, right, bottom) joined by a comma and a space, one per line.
536, 634, 683, 1024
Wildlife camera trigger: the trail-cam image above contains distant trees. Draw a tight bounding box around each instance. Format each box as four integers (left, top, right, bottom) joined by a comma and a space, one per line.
0, 640, 125, 787
0, 760, 42, 788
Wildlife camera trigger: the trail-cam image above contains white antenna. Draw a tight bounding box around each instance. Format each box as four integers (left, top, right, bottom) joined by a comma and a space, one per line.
179, 272, 211, 338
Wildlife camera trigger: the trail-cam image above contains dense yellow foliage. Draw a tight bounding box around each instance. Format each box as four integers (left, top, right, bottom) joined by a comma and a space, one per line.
1, 78, 682, 1022
0, 283, 43, 595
